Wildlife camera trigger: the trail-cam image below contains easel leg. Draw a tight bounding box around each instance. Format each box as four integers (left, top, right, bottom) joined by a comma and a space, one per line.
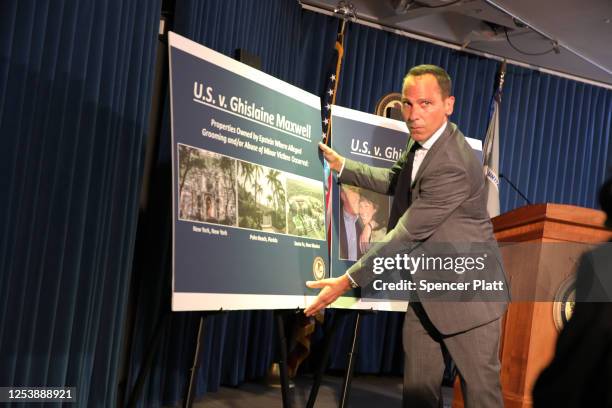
184, 314, 208, 408
306, 311, 341, 408
126, 311, 170, 408
275, 312, 293, 408
339, 312, 362, 408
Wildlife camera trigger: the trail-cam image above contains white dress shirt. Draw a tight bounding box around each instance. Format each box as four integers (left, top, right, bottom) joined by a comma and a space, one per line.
411, 121, 447, 182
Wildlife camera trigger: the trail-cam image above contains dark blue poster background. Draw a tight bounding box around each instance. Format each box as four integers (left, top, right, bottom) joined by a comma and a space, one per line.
169, 33, 326, 310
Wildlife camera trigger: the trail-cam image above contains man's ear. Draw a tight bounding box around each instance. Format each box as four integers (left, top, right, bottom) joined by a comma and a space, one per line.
444, 96, 455, 116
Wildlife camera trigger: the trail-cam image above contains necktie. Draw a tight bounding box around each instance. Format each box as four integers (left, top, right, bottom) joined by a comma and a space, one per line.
387, 141, 420, 230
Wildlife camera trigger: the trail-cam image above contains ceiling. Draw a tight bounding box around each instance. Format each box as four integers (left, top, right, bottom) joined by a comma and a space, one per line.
300, 0, 612, 87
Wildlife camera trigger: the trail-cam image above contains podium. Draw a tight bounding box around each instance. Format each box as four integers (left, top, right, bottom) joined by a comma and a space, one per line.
453, 204, 612, 408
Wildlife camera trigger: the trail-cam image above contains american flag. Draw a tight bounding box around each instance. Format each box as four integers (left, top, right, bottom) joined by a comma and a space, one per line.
286, 17, 350, 379
483, 61, 506, 218
322, 19, 348, 257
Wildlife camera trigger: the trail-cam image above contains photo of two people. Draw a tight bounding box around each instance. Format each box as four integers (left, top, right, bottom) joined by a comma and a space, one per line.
338, 184, 390, 261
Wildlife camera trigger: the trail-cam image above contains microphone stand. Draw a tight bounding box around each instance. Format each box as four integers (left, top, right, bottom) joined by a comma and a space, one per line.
500, 173, 531, 205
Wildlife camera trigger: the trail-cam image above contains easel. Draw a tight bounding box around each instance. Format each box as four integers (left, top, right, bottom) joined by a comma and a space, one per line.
183, 308, 377, 408
182, 309, 296, 408
183, 310, 226, 407
307, 308, 375, 408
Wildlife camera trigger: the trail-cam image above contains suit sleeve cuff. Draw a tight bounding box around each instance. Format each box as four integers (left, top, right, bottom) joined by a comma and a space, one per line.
345, 272, 359, 288
337, 158, 346, 177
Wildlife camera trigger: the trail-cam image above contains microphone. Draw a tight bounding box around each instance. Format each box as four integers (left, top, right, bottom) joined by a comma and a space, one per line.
500, 173, 532, 205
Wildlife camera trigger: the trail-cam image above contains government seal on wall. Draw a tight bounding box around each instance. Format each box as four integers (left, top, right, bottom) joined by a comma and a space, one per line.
553, 275, 576, 331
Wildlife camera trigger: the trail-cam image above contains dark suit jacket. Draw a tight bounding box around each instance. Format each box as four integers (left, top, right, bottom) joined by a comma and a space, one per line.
339, 122, 508, 334
532, 244, 612, 407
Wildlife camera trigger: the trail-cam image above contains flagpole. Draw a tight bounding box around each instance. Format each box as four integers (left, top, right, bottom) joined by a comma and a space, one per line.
321, 0, 355, 256
322, 1, 354, 145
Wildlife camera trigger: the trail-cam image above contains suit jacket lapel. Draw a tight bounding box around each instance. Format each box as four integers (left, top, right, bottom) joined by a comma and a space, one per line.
411, 122, 456, 186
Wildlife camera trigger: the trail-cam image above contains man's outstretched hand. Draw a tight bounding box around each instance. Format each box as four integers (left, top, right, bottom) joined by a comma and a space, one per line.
304, 274, 352, 316
319, 142, 345, 173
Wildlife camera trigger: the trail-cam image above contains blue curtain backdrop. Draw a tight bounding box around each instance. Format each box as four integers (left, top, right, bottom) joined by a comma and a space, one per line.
2, 0, 611, 407
498, 68, 612, 210
125, 1, 612, 407
0, 0, 161, 406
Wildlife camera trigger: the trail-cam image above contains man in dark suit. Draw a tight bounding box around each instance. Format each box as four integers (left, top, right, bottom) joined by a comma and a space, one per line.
532, 178, 612, 407
305, 65, 507, 407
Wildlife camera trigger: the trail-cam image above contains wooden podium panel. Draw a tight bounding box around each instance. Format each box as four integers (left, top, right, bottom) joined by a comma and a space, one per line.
453, 204, 611, 408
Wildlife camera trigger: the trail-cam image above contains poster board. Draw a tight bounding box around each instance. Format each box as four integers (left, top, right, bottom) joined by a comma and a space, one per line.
168, 32, 326, 311
328, 105, 483, 312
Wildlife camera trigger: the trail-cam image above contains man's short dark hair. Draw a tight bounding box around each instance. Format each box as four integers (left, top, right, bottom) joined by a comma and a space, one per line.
403, 65, 452, 98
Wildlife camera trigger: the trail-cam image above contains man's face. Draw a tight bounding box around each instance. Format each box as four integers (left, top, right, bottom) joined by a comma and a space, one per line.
401, 74, 455, 143
340, 187, 360, 216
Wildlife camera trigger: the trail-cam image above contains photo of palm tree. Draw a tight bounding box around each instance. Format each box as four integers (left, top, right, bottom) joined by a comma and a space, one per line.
237, 161, 287, 233
178, 144, 237, 226
286, 176, 325, 240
